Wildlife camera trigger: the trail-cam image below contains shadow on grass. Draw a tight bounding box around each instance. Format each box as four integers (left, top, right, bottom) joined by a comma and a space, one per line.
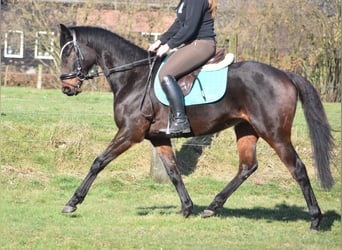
137, 203, 340, 231
197, 203, 340, 231
176, 134, 217, 176
136, 205, 178, 216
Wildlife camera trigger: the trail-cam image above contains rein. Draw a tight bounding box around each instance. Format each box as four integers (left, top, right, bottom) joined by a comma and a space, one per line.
103, 56, 157, 77
139, 54, 157, 120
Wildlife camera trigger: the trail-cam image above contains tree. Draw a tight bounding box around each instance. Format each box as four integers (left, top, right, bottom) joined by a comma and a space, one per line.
1, 0, 340, 101
217, 0, 341, 101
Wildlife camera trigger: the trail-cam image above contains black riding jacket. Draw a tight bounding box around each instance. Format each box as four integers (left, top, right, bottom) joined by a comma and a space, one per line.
159, 0, 216, 49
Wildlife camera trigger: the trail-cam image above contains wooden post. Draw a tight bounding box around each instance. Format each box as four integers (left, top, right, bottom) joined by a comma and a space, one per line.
150, 147, 169, 183
37, 64, 42, 89
230, 33, 238, 61
4, 65, 9, 87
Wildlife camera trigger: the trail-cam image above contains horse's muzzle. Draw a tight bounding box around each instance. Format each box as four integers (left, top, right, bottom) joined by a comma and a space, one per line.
61, 80, 82, 96
62, 85, 82, 96
60, 78, 82, 96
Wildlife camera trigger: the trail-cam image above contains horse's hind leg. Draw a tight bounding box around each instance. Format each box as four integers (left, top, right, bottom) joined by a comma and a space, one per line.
268, 140, 322, 230
202, 122, 259, 217
151, 138, 193, 217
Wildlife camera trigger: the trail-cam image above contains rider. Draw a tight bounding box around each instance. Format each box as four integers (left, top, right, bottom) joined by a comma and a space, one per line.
148, 0, 217, 136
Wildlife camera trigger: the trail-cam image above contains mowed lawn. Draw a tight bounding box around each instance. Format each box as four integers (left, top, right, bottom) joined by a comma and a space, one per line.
0, 87, 341, 249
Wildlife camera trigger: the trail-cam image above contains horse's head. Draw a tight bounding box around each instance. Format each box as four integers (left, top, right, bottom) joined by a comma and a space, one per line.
59, 24, 97, 96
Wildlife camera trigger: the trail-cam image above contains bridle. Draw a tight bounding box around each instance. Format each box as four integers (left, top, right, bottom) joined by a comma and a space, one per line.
59, 30, 98, 95
59, 29, 157, 96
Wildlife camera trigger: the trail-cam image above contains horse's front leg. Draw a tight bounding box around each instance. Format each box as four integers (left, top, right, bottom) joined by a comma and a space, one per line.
62, 129, 138, 213
151, 138, 193, 217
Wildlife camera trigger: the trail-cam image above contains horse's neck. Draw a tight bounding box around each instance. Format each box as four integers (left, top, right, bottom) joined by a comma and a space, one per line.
79, 29, 149, 95
94, 40, 146, 74
93, 41, 148, 95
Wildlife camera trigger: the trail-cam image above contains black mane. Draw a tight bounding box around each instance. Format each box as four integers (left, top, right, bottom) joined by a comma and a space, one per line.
72, 26, 148, 60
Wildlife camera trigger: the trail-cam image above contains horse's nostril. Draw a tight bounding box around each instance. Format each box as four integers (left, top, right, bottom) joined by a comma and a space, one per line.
62, 87, 69, 93
62, 87, 72, 95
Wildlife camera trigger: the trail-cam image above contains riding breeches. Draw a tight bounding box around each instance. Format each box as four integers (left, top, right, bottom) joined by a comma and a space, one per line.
159, 39, 216, 82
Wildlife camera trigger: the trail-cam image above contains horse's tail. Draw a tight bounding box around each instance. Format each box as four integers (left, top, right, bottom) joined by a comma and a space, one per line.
286, 71, 334, 189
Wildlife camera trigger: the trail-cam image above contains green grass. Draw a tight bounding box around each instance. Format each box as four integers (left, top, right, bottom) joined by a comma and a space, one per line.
0, 175, 340, 249
0, 87, 341, 249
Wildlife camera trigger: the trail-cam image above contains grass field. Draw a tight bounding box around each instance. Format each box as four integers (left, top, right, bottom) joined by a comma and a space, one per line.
0, 87, 341, 249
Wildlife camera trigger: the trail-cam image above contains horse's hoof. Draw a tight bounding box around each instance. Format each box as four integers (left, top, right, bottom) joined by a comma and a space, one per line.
310, 214, 323, 231
182, 209, 192, 218
310, 224, 320, 231
181, 205, 193, 218
62, 205, 77, 213
201, 209, 215, 218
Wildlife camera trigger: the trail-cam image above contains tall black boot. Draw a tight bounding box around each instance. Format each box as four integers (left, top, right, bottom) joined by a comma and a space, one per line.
159, 75, 191, 135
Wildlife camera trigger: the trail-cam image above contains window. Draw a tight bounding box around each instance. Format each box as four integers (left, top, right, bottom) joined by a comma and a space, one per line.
4, 30, 24, 58
35, 31, 54, 60
141, 32, 161, 44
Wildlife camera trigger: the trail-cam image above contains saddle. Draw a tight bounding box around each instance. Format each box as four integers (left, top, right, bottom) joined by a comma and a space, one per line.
178, 48, 226, 96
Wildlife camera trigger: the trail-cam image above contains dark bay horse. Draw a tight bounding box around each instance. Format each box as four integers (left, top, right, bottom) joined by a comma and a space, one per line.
59, 24, 334, 230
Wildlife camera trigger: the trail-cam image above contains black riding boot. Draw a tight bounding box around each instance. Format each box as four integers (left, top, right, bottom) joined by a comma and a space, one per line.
159, 75, 191, 135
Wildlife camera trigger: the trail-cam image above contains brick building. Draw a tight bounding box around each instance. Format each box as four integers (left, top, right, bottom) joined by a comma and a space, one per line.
0, 0, 176, 88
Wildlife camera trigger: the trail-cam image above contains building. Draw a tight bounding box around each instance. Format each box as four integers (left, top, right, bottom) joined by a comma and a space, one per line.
0, 0, 177, 88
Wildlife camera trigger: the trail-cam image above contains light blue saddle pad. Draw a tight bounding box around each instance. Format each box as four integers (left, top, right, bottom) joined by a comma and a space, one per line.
154, 62, 229, 106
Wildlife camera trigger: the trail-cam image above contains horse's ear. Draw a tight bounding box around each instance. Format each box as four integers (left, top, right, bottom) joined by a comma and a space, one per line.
59, 24, 72, 44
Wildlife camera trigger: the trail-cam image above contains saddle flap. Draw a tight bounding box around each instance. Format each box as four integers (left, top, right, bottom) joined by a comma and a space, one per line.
178, 71, 200, 96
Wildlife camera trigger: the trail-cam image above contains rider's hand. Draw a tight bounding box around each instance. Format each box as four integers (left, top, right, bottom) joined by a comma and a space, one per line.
156, 44, 170, 57
148, 40, 162, 53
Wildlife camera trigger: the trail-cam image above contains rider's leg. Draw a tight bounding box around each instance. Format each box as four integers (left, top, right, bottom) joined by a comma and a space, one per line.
158, 39, 216, 136
159, 75, 190, 135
